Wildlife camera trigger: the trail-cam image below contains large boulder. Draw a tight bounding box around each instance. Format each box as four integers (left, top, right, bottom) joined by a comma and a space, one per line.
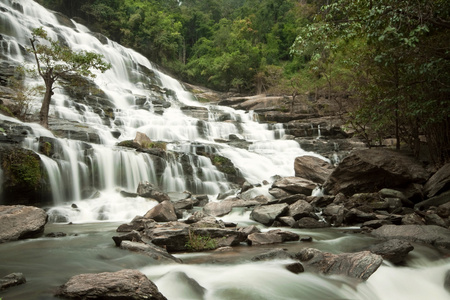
368, 239, 414, 264
324, 149, 429, 196
296, 248, 383, 281
250, 203, 289, 226
423, 163, 450, 198
144, 201, 177, 222
371, 225, 450, 249
294, 156, 333, 184
137, 182, 170, 202
272, 177, 317, 195
55, 269, 167, 300
0, 205, 48, 243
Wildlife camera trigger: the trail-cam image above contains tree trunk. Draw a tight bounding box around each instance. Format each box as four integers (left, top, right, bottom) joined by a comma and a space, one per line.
39, 79, 54, 128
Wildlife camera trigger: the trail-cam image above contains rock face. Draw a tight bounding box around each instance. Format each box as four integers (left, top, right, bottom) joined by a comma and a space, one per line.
371, 225, 450, 249
0, 205, 48, 243
294, 156, 333, 184
55, 269, 167, 300
423, 163, 450, 198
296, 248, 383, 281
324, 149, 429, 196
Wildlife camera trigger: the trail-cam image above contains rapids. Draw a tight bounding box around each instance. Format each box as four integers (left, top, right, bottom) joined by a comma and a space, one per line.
0, 1, 449, 299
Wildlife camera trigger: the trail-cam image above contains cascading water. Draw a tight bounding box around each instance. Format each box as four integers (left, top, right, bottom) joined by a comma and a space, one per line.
0, 1, 449, 300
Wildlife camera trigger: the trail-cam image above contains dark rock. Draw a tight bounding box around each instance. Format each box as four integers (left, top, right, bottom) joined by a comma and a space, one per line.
369, 239, 414, 264
55, 269, 167, 300
137, 182, 170, 202
144, 201, 177, 222
0, 205, 47, 243
237, 225, 261, 240
112, 230, 143, 246
401, 213, 425, 225
277, 194, 307, 205
250, 203, 289, 226
371, 225, 450, 249
267, 229, 300, 242
322, 204, 345, 227
444, 270, 450, 293
285, 262, 305, 274
424, 213, 448, 228
45, 232, 67, 238
295, 248, 383, 281
324, 149, 429, 196
116, 216, 156, 232
423, 163, 450, 198
0, 272, 26, 291
269, 187, 294, 199
278, 216, 298, 228
344, 208, 377, 224
251, 248, 294, 261
294, 155, 333, 184
415, 190, 450, 211
145, 223, 190, 252
297, 217, 330, 228
308, 196, 335, 208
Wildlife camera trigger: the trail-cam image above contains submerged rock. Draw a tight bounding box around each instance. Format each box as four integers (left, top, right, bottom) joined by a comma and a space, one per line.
0, 272, 26, 291
55, 269, 167, 300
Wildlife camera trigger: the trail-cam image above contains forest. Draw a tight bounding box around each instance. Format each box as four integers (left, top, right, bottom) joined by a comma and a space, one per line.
36, 0, 449, 165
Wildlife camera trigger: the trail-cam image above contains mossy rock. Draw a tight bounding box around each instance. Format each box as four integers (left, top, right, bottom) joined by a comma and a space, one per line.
0, 146, 44, 204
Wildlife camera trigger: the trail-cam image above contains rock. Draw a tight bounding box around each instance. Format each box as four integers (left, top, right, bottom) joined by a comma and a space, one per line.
444, 270, 450, 293
145, 223, 190, 252
344, 208, 377, 224
247, 232, 283, 245
294, 155, 333, 184
295, 248, 383, 281
144, 201, 177, 222
251, 248, 294, 261
288, 200, 315, 220
237, 225, 261, 239
415, 190, 450, 211
137, 182, 170, 202
203, 201, 234, 217
424, 212, 448, 228
116, 216, 157, 232
423, 163, 450, 198
322, 204, 345, 227
45, 232, 67, 238
285, 262, 305, 274
0, 272, 26, 291
278, 216, 298, 228
297, 217, 330, 228
250, 203, 289, 226
134, 131, 152, 148
324, 149, 429, 196
267, 229, 300, 242
401, 213, 425, 225
120, 241, 182, 263
0, 205, 48, 243
272, 176, 317, 195
368, 239, 414, 264
156, 271, 206, 300
371, 225, 450, 249
55, 269, 167, 300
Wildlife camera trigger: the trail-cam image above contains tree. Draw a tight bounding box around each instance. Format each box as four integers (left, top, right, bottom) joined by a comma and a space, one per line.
28, 27, 111, 128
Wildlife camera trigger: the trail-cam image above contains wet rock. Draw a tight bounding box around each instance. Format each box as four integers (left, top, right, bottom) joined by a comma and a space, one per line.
278, 216, 298, 228
0, 205, 47, 243
55, 269, 167, 300
324, 149, 429, 196
344, 208, 377, 224
444, 270, 450, 293
45, 232, 67, 238
145, 223, 190, 252
415, 190, 450, 211
144, 201, 177, 222
371, 225, 450, 249
250, 203, 289, 226
137, 182, 170, 202
237, 225, 261, 240
423, 163, 450, 198
116, 216, 157, 232
203, 200, 234, 217
133, 131, 152, 148
247, 232, 283, 245
272, 176, 317, 195
0, 272, 26, 290
285, 262, 305, 274
295, 248, 383, 281
297, 217, 330, 228
251, 248, 294, 261
368, 239, 414, 264
294, 155, 333, 184
120, 241, 182, 263
424, 212, 448, 228
322, 204, 345, 227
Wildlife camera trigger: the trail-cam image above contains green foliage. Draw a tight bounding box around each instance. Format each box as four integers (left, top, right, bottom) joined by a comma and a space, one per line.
185, 230, 217, 252
3, 149, 41, 191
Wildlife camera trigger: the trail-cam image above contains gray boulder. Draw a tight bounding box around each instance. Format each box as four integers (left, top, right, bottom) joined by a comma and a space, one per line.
371, 225, 450, 249
368, 239, 414, 264
0, 205, 48, 243
423, 163, 450, 198
272, 176, 317, 195
55, 269, 167, 300
250, 203, 289, 226
0, 273, 26, 291
296, 248, 383, 281
144, 201, 177, 222
288, 200, 315, 220
120, 241, 182, 263
137, 182, 170, 202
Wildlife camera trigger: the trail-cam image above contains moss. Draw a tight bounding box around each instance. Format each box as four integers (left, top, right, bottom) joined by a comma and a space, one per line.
3, 149, 41, 191
211, 155, 237, 175
185, 230, 217, 252
41, 142, 51, 156
145, 141, 167, 151
117, 140, 140, 149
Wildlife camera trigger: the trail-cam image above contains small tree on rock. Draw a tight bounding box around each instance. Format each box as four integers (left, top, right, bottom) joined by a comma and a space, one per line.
27, 27, 111, 128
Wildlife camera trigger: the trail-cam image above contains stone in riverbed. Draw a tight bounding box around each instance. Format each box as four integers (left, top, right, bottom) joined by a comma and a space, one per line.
137, 182, 170, 202
0, 205, 48, 243
144, 200, 177, 222
250, 203, 289, 226
295, 248, 383, 281
294, 155, 333, 184
368, 239, 414, 264
55, 269, 167, 300
272, 176, 317, 195
0, 273, 26, 291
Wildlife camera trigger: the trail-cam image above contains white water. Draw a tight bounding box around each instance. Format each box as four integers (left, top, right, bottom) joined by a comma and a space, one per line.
0, 1, 449, 300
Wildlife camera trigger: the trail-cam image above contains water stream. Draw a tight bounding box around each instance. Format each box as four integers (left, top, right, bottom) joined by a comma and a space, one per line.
0, 1, 449, 299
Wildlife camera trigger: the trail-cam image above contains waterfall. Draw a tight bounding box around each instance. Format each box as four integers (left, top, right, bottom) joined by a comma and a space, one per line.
0, 0, 326, 222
